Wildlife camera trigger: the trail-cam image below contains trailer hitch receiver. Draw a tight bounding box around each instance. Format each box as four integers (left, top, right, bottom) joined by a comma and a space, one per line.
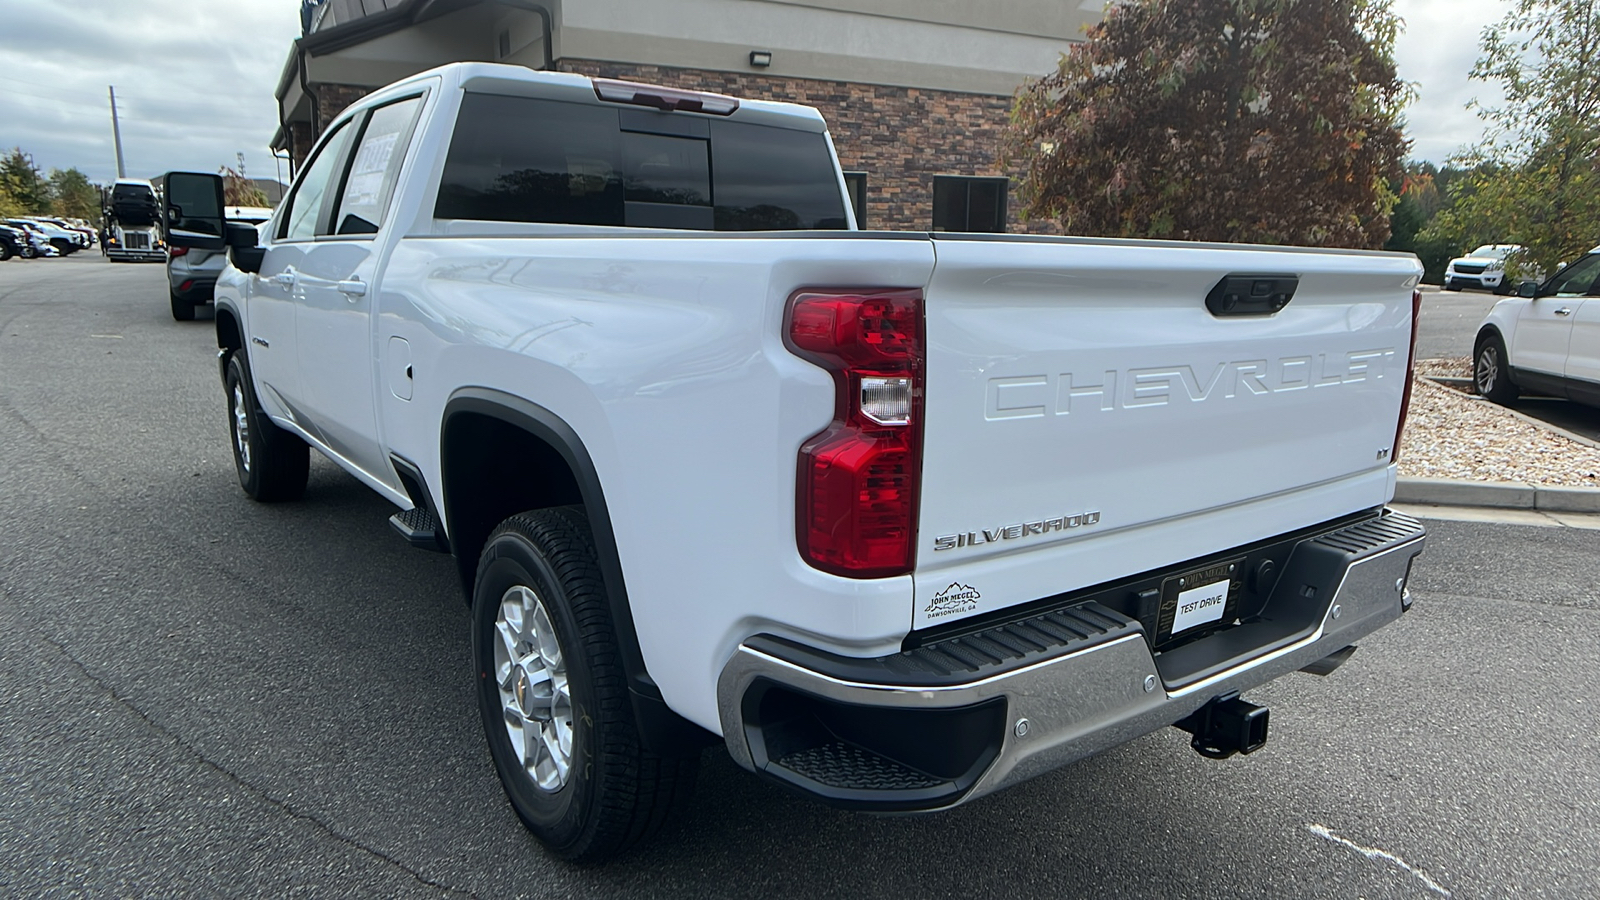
1175, 691, 1269, 759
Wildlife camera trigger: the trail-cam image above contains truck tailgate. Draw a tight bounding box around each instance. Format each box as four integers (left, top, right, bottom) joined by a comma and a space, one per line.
914, 235, 1421, 628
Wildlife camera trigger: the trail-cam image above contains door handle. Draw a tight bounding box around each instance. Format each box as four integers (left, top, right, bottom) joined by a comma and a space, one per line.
1555, 307, 1573, 316
336, 278, 367, 298
273, 268, 296, 286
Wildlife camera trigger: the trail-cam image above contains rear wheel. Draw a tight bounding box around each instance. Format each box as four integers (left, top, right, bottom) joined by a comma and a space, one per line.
0, 243, 12, 261
223, 351, 308, 501
170, 290, 196, 321
472, 508, 697, 862
1474, 334, 1519, 405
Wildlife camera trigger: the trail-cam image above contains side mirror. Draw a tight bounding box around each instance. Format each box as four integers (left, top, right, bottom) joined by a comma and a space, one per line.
225, 221, 265, 274
160, 172, 226, 250
1517, 281, 1539, 298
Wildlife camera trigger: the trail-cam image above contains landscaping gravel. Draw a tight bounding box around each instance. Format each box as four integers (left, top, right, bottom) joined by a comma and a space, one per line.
1399, 358, 1600, 487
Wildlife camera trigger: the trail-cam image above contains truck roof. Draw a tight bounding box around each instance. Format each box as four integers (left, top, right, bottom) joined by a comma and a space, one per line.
363, 61, 830, 134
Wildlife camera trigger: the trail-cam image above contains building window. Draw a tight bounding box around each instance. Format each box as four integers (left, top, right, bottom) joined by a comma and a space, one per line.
843, 172, 867, 228
932, 176, 1008, 233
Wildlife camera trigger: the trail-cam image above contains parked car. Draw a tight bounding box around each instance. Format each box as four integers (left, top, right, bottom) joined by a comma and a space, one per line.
6, 218, 80, 255
165, 62, 1427, 863
1444, 244, 1522, 293
2, 220, 59, 257
33, 216, 95, 248
1475, 246, 1600, 408
0, 224, 26, 260
167, 205, 273, 320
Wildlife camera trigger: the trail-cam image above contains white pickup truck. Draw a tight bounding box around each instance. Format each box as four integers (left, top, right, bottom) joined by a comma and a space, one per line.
162, 62, 1427, 862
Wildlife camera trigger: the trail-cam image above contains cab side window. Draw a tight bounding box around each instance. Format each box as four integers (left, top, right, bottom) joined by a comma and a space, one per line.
332, 96, 423, 236
279, 119, 355, 242
1544, 254, 1600, 297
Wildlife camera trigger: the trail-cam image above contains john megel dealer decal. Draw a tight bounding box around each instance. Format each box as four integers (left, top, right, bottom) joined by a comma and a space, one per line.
924, 582, 982, 619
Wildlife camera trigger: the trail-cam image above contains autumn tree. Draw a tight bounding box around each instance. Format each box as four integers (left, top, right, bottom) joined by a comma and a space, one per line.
221, 153, 270, 208
1419, 0, 1600, 278
1008, 0, 1408, 248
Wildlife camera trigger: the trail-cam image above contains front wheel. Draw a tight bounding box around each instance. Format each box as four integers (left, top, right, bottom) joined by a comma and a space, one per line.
223, 352, 308, 501
472, 508, 697, 862
1474, 334, 1519, 405
20, 244, 36, 260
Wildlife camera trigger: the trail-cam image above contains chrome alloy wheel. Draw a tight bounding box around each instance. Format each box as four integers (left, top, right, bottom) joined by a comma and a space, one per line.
1475, 345, 1500, 396
232, 382, 252, 473
494, 585, 573, 792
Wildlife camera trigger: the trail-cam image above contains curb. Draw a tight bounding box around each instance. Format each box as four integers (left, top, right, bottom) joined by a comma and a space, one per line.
1395, 477, 1600, 513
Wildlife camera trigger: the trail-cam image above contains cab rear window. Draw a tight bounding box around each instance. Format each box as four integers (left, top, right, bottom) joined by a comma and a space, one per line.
435, 93, 847, 231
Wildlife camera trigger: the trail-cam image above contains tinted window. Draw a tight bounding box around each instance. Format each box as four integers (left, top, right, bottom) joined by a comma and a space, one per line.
280, 119, 354, 241
437, 94, 623, 226
436, 93, 847, 231
709, 121, 846, 230
933, 176, 1007, 233
1544, 254, 1600, 296
334, 96, 423, 235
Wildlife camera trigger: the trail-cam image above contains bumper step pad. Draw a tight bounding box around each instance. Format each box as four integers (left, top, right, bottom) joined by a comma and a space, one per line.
775, 741, 946, 792
747, 602, 1140, 690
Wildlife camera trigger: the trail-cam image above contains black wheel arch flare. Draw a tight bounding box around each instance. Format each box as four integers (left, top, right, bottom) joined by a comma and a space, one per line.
440, 388, 716, 756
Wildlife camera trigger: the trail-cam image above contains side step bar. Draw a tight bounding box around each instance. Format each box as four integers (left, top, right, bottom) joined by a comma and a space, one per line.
389, 507, 449, 553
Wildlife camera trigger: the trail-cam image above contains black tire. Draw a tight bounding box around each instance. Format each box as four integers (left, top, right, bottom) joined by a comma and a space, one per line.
472, 508, 697, 863
223, 351, 308, 502
1474, 333, 1519, 405
1442, 280, 1459, 291
170, 290, 196, 321
20, 244, 36, 260
0, 244, 11, 262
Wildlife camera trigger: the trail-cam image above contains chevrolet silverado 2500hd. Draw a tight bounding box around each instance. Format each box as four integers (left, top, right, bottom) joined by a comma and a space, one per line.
160, 62, 1426, 862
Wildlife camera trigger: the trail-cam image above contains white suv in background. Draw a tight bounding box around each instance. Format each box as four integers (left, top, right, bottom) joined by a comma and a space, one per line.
1445, 244, 1523, 293
1474, 246, 1600, 409
167, 206, 273, 321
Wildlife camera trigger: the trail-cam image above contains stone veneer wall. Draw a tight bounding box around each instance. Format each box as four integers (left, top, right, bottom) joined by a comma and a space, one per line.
557, 59, 1045, 233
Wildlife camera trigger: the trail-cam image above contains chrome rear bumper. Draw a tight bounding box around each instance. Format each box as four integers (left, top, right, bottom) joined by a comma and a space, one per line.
717, 510, 1425, 810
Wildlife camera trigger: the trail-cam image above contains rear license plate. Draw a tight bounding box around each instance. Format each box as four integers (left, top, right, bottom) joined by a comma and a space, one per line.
1156, 558, 1244, 644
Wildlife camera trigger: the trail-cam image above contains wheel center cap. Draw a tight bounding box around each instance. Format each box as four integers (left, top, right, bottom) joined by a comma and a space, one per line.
514, 668, 530, 715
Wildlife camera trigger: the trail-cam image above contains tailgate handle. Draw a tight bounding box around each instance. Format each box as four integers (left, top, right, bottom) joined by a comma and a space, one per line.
1205, 273, 1298, 317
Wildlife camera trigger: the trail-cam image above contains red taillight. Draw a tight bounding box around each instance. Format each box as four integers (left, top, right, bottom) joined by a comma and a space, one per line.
786, 289, 924, 578
168, 245, 187, 258
1391, 288, 1423, 464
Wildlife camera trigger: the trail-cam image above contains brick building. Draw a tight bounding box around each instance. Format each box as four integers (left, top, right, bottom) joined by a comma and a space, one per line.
272, 0, 1101, 231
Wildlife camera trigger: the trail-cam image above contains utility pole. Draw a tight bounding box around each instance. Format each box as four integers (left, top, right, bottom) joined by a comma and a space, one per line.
108, 86, 126, 178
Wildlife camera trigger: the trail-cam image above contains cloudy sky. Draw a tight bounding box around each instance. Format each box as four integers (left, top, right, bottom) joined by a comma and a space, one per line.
0, 0, 1512, 189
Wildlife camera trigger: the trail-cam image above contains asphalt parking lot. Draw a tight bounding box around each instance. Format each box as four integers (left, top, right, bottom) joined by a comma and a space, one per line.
3, 255, 1599, 898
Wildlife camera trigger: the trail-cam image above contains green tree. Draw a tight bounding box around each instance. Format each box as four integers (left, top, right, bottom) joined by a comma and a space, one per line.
1007, 0, 1409, 248
48, 168, 100, 221
0, 148, 50, 215
1419, 0, 1600, 278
